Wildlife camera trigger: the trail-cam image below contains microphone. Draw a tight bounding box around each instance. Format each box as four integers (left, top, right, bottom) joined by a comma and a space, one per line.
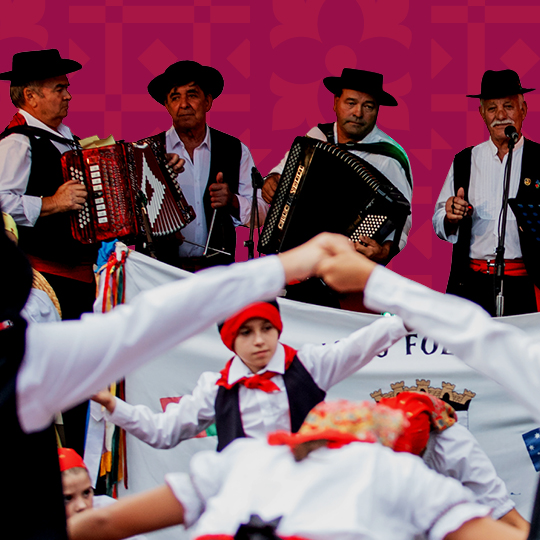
505, 125, 519, 144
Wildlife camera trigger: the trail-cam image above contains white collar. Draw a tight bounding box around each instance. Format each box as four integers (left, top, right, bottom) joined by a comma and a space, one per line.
487, 133, 524, 157
333, 122, 381, 144
227, 343, 286, 384
166, 124, 211, 152
18, 109, 73, 140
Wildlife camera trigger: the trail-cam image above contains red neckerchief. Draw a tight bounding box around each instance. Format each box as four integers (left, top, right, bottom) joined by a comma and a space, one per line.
216, 344, 297, 393
7, 112, 27, 129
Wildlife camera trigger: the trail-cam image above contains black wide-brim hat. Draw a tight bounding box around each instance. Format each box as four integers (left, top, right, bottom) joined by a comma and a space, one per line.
0, 49, 82, 84
323, 68, 398, 107
467, 69, 535, 99
148, 60, 224, 104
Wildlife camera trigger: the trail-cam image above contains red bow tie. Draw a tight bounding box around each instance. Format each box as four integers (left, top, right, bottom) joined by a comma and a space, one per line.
216, 345, 298, 394
217, 365, 281, 393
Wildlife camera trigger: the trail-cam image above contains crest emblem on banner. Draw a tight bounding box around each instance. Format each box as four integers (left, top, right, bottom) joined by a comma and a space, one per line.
370, 379, 476, 428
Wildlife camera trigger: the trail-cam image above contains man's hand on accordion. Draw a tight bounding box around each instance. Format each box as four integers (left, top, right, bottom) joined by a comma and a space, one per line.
40, 180, 88, 217
165, 153, 185, 175
262, 173, 280, 204
354, 236, 392, 265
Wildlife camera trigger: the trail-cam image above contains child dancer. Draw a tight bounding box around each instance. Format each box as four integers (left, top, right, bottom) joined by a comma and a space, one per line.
68, 400, 525, 540
93, 300, 407, 450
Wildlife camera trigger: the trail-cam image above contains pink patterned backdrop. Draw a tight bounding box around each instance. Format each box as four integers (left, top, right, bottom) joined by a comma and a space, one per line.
2, 0, 540, 293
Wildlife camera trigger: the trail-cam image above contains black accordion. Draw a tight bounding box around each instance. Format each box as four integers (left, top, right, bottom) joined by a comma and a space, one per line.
258, 137, 411, 254
62, 142, 195, 244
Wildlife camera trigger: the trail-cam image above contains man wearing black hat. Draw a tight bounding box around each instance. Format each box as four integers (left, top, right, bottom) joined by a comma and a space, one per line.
0, 49, 100, 457
433, 69, 540, 316
0, 49, 97, 321
262, 68, 413, 265
142, 60, 267, 270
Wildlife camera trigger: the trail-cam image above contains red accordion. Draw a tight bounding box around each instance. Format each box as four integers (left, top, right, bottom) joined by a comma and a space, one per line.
61, 142, 195, 243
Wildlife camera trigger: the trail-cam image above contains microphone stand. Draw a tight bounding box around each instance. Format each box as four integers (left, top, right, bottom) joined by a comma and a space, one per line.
245, 167, 264, 260
494, 134, 516, 317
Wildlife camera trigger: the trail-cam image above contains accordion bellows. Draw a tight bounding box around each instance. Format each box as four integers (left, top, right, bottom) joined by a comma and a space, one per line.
62, 142, 195, 244
258, 137, 411, 254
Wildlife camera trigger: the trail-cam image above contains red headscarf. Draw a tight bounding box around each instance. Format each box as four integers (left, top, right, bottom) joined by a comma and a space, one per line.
57, 448, 87, 472
379, 392, 457, 455
219, 301, 282, 352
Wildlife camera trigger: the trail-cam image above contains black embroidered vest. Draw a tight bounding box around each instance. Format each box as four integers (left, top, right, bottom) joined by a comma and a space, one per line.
447, 139, 540, 294
214, 356, 326, 451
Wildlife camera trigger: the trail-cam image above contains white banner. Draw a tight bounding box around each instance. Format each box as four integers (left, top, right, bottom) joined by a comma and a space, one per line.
87, 247, 540, 540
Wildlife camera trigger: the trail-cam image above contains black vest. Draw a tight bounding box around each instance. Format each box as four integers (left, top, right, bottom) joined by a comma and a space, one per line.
143, 128, 242, 262
0, 196, 67, 538
0, 125, 97, 265
214, 356, 326, 451
447, 139, 540, 294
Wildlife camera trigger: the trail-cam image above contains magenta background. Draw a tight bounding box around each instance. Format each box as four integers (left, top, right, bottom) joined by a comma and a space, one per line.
2, 0, 540, 292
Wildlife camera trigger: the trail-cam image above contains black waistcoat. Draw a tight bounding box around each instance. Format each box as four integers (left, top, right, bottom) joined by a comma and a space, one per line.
143, 128, 242, 262
447, 139, 540, 294
214, 356, 326, 451
0, 224, 68, 539
0, 126, 96, 265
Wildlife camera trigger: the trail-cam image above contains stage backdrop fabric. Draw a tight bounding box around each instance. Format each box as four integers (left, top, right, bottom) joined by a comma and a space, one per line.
87, 246, 540, 540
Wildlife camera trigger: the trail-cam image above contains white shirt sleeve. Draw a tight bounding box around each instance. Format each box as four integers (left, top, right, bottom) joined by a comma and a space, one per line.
297, 315, 408, 391
107, 372, 219, 449
0, 134, 42, 226
423, 424, 514, 519
390, 452, 491, 540
364, 265, 540, 423
235, 143, 269, 227
17, 255, 286, 433
20, 289, 61, 323
433, 162, 459, 243
164, 440, 250, 528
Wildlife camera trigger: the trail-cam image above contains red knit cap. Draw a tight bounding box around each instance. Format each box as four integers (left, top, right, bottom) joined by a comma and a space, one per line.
219, 301, 282, 352
58, 448, 87, 472
379, 392, 457, 455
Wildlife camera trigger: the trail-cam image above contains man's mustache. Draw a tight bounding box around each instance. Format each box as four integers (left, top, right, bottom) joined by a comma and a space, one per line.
491, 119, 514, 128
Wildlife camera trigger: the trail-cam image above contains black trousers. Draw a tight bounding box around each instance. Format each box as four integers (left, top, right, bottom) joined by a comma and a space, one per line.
455, 267, 537, 316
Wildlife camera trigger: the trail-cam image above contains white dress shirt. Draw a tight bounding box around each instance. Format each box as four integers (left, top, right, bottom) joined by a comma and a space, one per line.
16, 255, 286, 434
165, 126, 268, 257
20, 288, 61, 323
165, 438, 490, 540
433, 137, 525, 260
270, 123, 413, 251
424, 423, 514, 519
0, 109, 75, 227
364, 264, 540, 424
106, 315, 407, 446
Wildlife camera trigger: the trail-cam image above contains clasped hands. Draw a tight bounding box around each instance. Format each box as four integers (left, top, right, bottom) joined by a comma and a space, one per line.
278, 233, 377, 293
